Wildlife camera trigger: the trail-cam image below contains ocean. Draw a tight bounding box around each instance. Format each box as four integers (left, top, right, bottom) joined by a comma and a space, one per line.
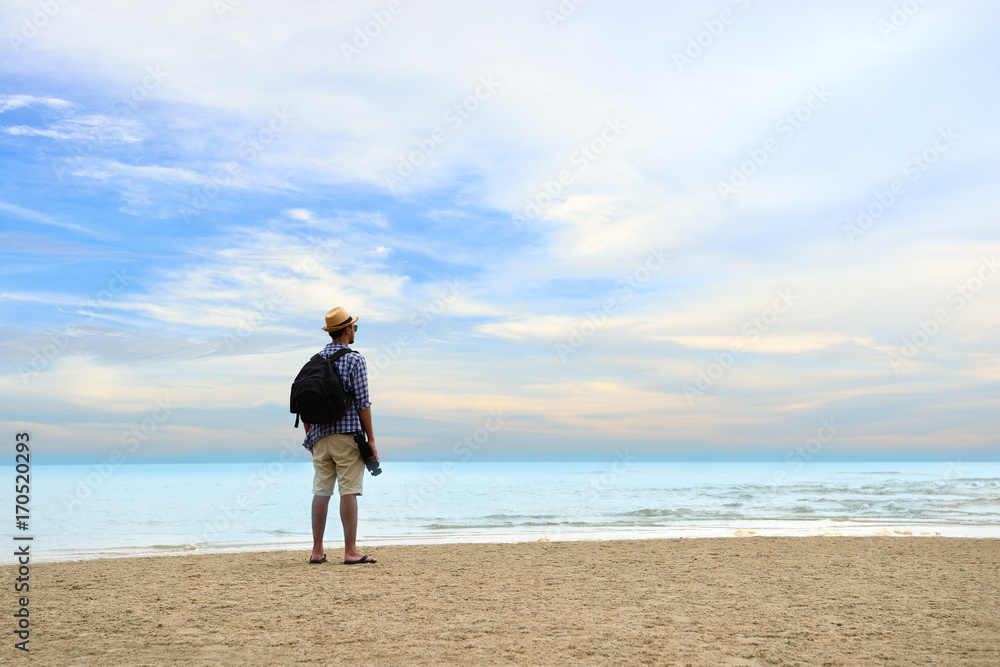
7, 460, 999, 562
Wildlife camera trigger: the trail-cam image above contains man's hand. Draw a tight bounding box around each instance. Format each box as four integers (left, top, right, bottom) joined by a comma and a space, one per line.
358, 406, 376, 460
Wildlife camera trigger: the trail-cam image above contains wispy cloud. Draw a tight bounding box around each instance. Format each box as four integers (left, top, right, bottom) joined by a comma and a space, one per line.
0, 200, 100, 237
0, 94, 71, 113
68, 159, 201, 184
3, 115, 144, 143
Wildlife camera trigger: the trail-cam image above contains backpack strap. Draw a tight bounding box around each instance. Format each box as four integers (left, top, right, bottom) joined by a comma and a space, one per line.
326, 347, 355, 393
321, 348, 354, 385
328, 348, 353, 362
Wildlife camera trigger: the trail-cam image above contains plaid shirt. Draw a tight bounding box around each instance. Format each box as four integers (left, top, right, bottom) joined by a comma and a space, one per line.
300, 342, 372, 452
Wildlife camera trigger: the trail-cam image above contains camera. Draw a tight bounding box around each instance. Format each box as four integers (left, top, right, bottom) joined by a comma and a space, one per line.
354, 429, 382, 476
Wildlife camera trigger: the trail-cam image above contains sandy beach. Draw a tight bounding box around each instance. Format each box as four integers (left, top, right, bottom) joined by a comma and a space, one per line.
8, 537, 998, 665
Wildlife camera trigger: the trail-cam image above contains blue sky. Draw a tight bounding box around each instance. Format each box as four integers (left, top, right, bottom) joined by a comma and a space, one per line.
1, 0, 997, 462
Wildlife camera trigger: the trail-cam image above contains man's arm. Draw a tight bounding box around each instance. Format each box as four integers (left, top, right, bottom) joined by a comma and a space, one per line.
351, 354, 376, 459
358, 406, 377, 461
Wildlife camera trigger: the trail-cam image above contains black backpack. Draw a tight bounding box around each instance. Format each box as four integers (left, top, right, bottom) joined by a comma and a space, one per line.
290, 348, 355, 428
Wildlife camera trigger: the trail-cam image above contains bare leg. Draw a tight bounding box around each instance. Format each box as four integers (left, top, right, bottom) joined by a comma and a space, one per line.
341, 493, 363, 561
311, 494, 331, 561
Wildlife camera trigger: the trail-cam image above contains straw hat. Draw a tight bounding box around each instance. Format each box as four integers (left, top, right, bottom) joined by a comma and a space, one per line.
321, 306, 359, 332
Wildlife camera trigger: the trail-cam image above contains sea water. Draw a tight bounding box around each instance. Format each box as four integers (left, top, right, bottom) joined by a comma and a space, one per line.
5, 461, 998, 562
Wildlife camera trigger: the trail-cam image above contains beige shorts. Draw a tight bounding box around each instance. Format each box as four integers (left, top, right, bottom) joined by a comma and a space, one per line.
311, 433, 364, 497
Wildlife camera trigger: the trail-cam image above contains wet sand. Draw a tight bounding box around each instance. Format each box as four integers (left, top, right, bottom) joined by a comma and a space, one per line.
8, 537, 999, 665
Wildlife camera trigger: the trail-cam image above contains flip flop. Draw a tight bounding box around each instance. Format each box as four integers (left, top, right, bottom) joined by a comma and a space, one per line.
308, 554, 327, 564
344, 554, 376, 564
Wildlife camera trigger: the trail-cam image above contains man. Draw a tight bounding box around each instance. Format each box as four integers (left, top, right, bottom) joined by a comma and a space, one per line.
302, 306, 378, 565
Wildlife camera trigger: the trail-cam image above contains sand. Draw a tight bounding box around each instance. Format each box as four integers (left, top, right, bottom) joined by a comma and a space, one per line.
6, 538, 999, 665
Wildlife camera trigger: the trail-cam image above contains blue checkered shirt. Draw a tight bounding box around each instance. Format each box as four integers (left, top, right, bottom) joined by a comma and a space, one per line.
300, 342, 371, 452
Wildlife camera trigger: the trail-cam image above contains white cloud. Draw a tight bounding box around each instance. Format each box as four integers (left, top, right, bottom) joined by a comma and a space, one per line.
70, 159, 201, 184
5, 1, 993, 264
286, 208, 314, 221
0, 94, 71, 113
80, 223, 425, 334
3, 115, 143, 142
0, 200, 99, 237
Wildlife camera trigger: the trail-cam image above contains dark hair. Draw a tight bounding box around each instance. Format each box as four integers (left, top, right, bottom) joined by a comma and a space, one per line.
329, 329, 347, 340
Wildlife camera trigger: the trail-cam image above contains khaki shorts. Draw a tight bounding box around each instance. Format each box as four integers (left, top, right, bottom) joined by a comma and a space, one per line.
311, 433, 364, 497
